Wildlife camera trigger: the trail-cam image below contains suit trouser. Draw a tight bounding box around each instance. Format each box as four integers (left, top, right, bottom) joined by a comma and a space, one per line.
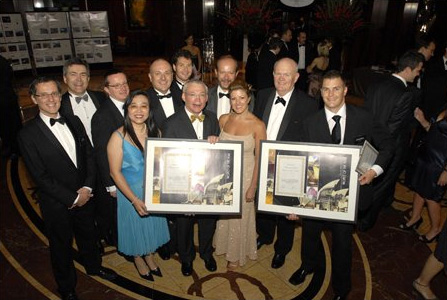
94, 186, 117, 245
256, 213, 295, 255
41, 200, 101, 294
176, 215, 217, 263
301, 218, 353, 297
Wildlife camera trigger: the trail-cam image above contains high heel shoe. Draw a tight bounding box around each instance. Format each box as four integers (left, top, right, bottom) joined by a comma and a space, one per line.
399, 217, 422, 230
418, 233, 440, 243
139, 272, 154, 281
412, 280, 439, 300
150, 267, 163, 277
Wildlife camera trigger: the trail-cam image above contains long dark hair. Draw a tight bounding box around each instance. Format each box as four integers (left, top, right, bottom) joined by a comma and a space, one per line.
123, 90, 160, 153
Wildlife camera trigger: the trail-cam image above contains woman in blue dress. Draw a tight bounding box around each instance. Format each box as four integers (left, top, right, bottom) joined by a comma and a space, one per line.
108, 90, 169, 281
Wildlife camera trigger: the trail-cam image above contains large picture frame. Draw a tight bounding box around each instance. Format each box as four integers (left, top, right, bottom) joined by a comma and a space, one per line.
144, 138, 243, 214
258, 141, 361, 223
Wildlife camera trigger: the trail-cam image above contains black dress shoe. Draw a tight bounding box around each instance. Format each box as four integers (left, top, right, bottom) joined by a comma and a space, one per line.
157, 244, 171, 260
139, 272, 154, 281
181, 262, 193, 276
61, 291, 78, 300
289, 267, 313, 285
332, 295, 346, 300
88, 267, 118, 281
256, 239, 265, 250
150, 267, 163, 277
271, 253, 285, 269
204, 256, 217, 272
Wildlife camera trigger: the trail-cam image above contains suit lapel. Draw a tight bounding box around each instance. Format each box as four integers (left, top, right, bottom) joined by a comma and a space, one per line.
87, 90, 101, 109
317, 110, 332, 143
61, 93, 74, 115
36, 116, 77, 168
262, 90, 276, 125
181, 110, 198, 139
277, 93, 297, 140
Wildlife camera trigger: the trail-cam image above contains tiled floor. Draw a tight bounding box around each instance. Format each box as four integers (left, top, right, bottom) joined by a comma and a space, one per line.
2, 56, 446, 300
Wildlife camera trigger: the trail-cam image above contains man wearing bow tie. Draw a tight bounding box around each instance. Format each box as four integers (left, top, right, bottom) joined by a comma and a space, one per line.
207, 55, 255, 119
18, 77, 117, 300
147, 58, 184, 129
292, 30, 313, 92
163, 79, 220, 276
60, 58, 107, 144
254, 58, 318, 269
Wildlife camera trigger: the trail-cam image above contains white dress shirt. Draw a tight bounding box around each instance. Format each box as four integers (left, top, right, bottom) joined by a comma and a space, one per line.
155, 88, 175, 118
266, 89, 293, 140
185, 107, 204, 139
69, 92, 97, 144
297, 44, 306, 70
216, 86, 231, 119
110, 96, 125, 117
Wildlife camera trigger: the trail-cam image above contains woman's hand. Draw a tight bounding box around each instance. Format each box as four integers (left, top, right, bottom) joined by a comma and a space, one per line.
437, 170, 447, 186
207, 135, 219, 144
133, 199, 149, 216
245, 186, 256, 202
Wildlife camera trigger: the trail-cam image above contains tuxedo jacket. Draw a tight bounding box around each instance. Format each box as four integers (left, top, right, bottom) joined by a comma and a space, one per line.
18, 114, 96, 209
299, 104, 394, 211
60, 90, 107, 118
91, 98, 124, 188
147, 87, 184, 129
364, 75, 413, 140
206, 85, 255, 117
277, 40, 292, 60
256, 50, 277, 90
254, 87, 319, 142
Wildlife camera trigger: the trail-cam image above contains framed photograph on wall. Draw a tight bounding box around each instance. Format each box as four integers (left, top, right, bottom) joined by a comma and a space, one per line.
125, 0, 149, 30
144, 138, 243, 214
257, 141, 361, 223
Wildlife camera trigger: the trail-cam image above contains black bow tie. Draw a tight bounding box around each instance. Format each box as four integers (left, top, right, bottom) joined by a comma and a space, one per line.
299, 44, 305, 48
50, 117, 66, 126
75, 94, 88, 103
158, 93, 172, 99
219, 92, 230, 99
275, 97, 286, 106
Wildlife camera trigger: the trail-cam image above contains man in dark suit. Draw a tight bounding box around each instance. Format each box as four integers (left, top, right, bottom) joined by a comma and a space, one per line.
147, 58, 184, 129
18, 77, 117, 300
277, 27, 293, 60
256, 37, 282, 91
288, 71, 394, 300
208, 55, 254, 119
254, 58, 319, 269
60, 57, 107, 144
359, 50, 424, 231
292, 30, 313, 92
91, 69, 129, 247
163, 79, 220, 277
171, 49, 193, 100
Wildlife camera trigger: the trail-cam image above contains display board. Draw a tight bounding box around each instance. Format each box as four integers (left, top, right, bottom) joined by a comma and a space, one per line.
0, 14, 32, 70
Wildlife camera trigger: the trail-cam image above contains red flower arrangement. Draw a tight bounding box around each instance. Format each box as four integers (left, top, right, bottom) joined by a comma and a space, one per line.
313, 0, 367, 39
224, 0, 280, 36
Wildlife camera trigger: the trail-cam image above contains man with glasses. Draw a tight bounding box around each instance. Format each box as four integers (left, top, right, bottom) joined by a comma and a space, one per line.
288, 71, 393, 300
254, 58, 318, 269
91, 69, 130, 247
18, 77, 117, 300
147, 58, 184, 129
163, 79, 219, 277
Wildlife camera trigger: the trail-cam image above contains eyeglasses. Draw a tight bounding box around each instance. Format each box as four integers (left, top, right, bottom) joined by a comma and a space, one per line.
107, 82, 129, 89
185, 93, 206, 99
34, 92, 61, 100
320, 86, 344, 94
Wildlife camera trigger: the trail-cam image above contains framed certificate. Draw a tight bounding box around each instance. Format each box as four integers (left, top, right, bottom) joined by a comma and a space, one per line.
258, 141, 361, 223
144, 138, 243, 214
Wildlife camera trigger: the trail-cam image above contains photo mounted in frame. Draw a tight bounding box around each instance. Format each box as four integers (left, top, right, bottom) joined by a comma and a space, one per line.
257, 141, 361, 223
144, 138, 243, 214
